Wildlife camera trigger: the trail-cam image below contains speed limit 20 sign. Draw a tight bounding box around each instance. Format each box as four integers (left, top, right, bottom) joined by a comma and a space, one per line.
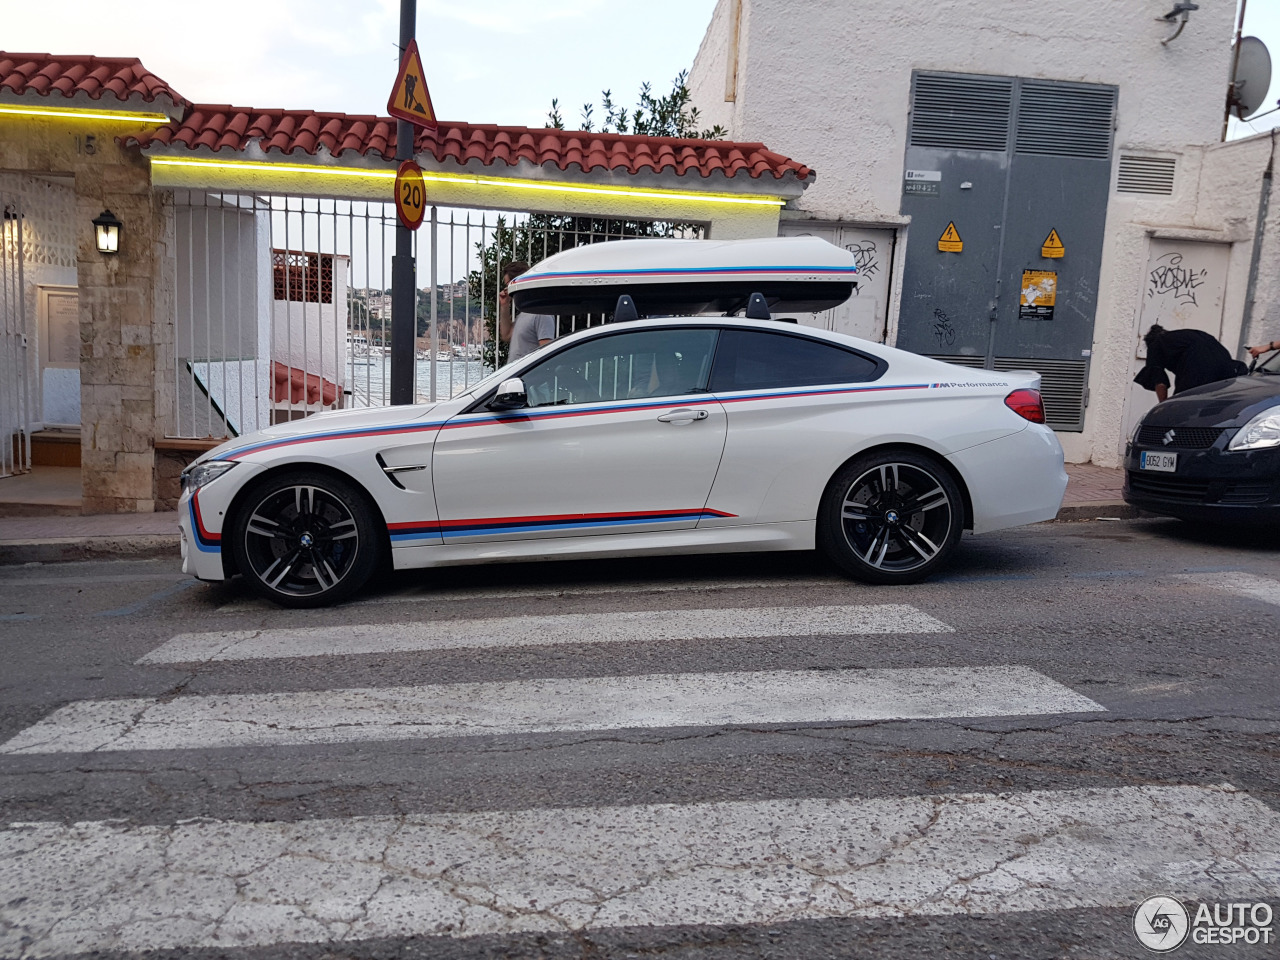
395, 160, 426, 230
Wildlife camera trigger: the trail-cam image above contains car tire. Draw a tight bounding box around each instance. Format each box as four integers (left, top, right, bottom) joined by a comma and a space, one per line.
817, 449, 962, 585
230, 470, 383, 608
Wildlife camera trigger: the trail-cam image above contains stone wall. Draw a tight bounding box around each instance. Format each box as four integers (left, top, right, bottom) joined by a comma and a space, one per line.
0, 114, 174, 512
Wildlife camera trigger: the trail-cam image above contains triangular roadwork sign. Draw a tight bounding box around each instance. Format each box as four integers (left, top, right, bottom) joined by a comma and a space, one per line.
938, 221, 963, 253
387, 39, 437, 129
1041, 228, 1065, 258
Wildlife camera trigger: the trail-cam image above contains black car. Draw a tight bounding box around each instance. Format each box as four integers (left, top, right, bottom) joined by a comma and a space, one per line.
1124, 348, 1280, 524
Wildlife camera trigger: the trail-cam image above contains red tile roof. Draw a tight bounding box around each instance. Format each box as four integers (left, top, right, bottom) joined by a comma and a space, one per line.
0, 52, 811, 184
130, 106, 812, 183
0, 52, 185, 111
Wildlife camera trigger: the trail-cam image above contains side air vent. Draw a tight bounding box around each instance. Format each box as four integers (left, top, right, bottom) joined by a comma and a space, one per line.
909, 74, 1013, 153
1014, 81, 1116, 160
993, 357, 1089, 431
1116, 154, 1176, 195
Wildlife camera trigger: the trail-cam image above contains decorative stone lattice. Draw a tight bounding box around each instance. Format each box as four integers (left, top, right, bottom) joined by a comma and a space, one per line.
0, 174, 77, 269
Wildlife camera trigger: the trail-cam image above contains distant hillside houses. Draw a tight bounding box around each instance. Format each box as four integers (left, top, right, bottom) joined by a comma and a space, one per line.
351, 281, 471, 320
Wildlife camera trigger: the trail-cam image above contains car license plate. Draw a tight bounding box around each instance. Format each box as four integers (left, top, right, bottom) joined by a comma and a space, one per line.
1140, 451, 1177, 472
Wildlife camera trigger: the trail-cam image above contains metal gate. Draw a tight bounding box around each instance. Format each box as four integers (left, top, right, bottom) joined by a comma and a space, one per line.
895, 71, 1117, 431
169, 192, 704, 439
1, 192, 31, 477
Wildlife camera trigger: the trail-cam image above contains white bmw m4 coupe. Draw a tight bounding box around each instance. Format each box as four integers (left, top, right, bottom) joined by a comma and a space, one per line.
178, 237, 1067, 607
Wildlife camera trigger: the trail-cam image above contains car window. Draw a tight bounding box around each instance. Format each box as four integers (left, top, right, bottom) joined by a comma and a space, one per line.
708, 328, 883, 393
521, 328, 719, 408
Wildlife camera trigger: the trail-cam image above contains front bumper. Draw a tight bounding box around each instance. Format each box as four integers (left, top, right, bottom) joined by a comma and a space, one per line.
177, 462, 263, 581
1123, 440, 1280, 524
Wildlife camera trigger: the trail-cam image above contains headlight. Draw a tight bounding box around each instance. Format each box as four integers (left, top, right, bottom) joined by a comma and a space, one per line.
1131, 420, 1144, 444
1228, 409, 1280, 451
180, 460, 237, 493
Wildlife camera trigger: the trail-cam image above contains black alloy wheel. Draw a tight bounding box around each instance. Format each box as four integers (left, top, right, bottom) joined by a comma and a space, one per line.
817, 450, 962, 585
231, 471, 382, 607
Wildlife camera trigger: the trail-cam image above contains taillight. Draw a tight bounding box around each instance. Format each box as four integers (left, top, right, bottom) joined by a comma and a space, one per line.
1005, 388, 1046, 423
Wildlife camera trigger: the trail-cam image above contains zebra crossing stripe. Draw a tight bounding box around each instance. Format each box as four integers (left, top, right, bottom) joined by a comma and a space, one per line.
3, 784, 1276, 957
1178, 571, 1280, 607
140, 603, 953, 664
0, 666, 1102, 755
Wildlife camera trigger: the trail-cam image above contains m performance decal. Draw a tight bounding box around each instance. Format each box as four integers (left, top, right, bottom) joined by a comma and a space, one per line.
388, 508, 738, 542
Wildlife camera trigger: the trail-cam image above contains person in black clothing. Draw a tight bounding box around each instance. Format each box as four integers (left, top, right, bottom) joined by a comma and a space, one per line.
1133, 324, 1247, 403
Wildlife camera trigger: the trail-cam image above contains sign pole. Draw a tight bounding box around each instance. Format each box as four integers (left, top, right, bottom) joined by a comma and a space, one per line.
390, 0, 418, 406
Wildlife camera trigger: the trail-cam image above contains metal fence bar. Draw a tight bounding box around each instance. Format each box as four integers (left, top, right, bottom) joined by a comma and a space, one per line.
165, 192, 706, 436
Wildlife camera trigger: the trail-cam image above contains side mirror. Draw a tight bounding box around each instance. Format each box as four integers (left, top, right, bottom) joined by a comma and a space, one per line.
488, 377, 528, 410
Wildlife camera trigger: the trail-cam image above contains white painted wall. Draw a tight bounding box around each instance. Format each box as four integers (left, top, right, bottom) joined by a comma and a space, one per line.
175, 200, 271, 436
271, 256, 349, 413
691, 0, 1250, 466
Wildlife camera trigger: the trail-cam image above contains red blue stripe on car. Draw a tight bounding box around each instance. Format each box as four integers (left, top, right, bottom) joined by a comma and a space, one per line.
387, 508, 737, 542
188, 491, 222, 553
218, 384, 934, 461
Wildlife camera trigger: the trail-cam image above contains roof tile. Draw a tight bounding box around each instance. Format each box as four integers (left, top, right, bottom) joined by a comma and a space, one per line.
128, 106, 812, 182
0, 52, 184, 108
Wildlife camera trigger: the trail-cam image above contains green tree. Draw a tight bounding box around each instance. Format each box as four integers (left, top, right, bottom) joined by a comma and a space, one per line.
547, 70, 726, 139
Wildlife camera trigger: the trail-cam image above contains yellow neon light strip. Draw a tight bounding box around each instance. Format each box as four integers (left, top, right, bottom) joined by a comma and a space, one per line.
148, 156, 788, 207
0, 104, 170, 123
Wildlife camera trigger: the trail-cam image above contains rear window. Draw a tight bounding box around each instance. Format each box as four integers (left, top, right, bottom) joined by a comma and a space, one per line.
708, 328, 884, 393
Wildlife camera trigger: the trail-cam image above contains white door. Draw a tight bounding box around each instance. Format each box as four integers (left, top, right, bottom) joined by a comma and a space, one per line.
432, 327, 728, 543
1122, 239, 1232, 438
777, 221, 895, 342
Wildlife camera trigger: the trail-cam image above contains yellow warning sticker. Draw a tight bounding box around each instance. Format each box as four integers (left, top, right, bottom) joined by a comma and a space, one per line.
1041, 228, 1065, 259
938, 221, 963, 253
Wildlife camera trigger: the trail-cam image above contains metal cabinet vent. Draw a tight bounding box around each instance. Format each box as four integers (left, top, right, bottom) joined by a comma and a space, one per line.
1116, 154, 1176, 195
992, 357, 1089, 431
926, 355, 987, 369
1014, 81, 1116, 160
908, 74, 1013, 153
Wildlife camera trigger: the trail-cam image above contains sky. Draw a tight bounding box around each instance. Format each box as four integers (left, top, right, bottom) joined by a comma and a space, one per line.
1, 0, 1274, 137
0, 0, 719, 131
1227, 0, 1280, 139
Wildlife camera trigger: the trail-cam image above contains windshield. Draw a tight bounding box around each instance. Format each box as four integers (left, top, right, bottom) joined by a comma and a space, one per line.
1258, 349, 1280, 375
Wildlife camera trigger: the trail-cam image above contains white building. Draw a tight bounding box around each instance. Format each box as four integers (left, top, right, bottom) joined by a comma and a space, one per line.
690, 0, 1279, 465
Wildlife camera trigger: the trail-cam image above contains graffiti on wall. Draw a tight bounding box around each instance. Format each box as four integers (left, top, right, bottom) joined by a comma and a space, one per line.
845, 240, 881, 282
1147, 251, 1208, 306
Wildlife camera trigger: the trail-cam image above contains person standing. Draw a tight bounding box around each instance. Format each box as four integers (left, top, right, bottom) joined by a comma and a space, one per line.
497, 261, 556, 364
1133, 324, 1246, 403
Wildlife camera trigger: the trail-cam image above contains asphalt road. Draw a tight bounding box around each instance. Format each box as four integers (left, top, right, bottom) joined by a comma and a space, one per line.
0, 517, 1278, 960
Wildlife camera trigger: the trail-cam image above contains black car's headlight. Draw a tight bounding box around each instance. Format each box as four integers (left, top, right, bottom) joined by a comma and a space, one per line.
180, 460, 237, 493
1228, 409, 1280, 451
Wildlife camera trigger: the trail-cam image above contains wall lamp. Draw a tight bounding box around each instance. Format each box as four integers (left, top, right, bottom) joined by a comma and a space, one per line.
92, 209, 122, 254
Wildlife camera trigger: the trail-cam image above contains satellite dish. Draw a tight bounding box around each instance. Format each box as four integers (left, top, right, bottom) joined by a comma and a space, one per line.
1231, 36, 1272, 120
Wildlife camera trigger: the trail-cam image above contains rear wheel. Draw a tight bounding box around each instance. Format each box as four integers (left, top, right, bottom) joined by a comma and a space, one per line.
230, 471, 382, 607
817, 450, 962, 585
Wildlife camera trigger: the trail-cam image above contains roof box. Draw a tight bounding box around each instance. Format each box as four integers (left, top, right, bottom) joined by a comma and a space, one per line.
508, 236, 858, 317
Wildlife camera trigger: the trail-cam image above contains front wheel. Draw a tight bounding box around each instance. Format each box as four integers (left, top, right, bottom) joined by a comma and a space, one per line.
230, 471, 383, 607
817, 451, 962, 585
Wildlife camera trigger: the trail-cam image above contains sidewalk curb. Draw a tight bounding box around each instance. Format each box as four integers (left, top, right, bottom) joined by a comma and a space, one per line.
0, 536, 180, 565
1051, 500, 1145, 522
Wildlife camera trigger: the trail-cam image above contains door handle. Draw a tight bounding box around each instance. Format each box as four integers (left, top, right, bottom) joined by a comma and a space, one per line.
656, 408, 709, 423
